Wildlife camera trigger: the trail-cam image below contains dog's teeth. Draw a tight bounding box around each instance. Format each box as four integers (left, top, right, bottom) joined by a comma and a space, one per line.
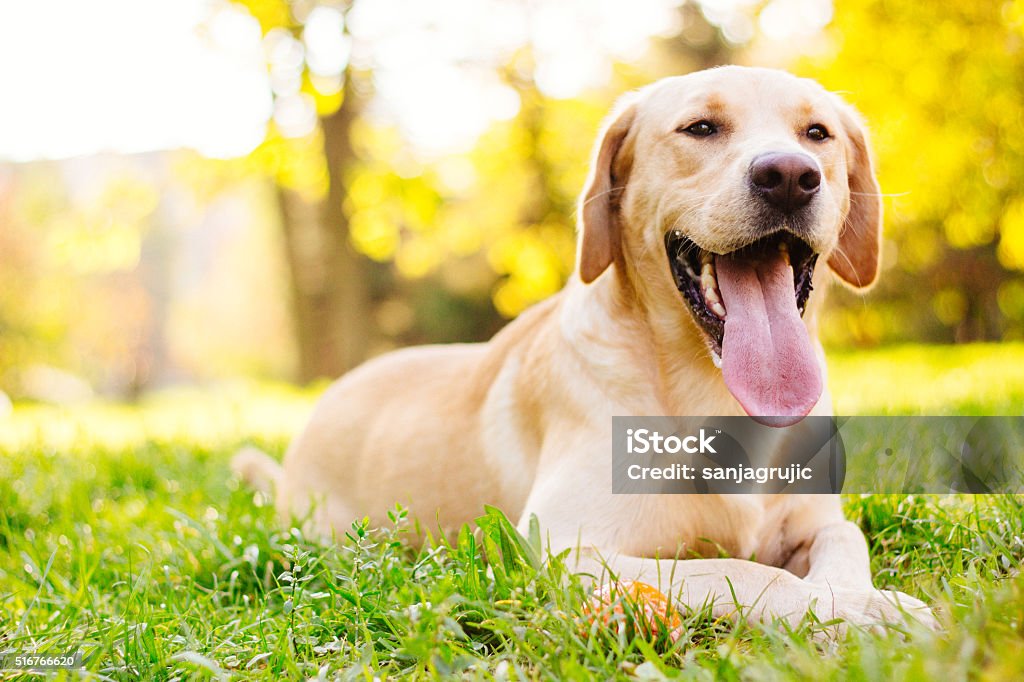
699, 250, 714, 266
700, 262, 726, 319
778, 241, 791, 266
700, 266, 716, 293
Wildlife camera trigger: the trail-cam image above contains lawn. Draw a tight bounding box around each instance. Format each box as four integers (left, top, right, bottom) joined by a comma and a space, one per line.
2, 344, 1024, 680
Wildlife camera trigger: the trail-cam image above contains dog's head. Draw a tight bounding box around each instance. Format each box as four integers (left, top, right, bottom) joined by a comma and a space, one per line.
577, 66, 881, 425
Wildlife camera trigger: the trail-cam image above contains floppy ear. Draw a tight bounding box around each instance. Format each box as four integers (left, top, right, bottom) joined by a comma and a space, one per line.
577, 98, 637, 284
828, 102, 882, 289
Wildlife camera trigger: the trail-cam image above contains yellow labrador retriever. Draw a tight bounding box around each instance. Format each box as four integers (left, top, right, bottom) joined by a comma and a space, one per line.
236, 66, 933, 629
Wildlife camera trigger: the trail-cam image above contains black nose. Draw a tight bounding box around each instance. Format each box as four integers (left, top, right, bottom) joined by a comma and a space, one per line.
749, 152, 821, 213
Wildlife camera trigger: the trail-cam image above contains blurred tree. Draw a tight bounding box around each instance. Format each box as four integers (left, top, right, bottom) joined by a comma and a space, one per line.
805, 0, 1024, 345
231, 0, 377, 381
0, 160, 159, 397
0, 167, 57, 381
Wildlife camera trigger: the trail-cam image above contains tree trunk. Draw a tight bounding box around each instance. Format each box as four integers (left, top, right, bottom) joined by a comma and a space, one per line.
277, 88, 372, 383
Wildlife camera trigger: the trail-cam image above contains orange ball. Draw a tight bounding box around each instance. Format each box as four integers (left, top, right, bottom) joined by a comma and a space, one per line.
582, 580, 685, 642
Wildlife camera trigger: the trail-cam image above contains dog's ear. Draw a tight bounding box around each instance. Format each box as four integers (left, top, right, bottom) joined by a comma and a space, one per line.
828, 101, 882, 289
577, 97, 638, 284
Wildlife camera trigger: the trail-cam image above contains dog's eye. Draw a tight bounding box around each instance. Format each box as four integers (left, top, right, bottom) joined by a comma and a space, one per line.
806, 124, 830, 141
678, 120, 718, 137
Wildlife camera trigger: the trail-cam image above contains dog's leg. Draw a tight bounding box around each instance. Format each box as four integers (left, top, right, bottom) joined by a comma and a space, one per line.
803, 521, 873, 589
572, 549, 934, 630
799, 521, 937, 628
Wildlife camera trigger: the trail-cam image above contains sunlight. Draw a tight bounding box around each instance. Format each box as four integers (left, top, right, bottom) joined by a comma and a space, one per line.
0, 0, 270, 160
0, 0, 688, 161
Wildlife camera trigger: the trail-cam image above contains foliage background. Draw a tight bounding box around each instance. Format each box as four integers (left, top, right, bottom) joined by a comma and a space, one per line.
1, 0, 1022, 400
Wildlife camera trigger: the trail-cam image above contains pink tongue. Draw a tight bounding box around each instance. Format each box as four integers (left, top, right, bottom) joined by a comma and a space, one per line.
716, 251, 822, 427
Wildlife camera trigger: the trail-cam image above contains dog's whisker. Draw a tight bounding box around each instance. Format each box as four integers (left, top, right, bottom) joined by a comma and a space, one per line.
849, 191, 908, 198
578, 184, 627, 210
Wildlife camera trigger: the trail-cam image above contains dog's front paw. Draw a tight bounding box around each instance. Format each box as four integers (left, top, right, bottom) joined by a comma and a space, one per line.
830, 588, 938, 632
868, 589, 938, 630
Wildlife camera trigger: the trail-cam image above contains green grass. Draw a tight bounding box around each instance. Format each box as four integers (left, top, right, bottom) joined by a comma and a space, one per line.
2, 344, 1024, 679
828, 342, 1024, 415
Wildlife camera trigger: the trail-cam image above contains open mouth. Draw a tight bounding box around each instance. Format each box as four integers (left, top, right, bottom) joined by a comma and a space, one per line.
665, 230, 818, 356
664, 229, 822, 425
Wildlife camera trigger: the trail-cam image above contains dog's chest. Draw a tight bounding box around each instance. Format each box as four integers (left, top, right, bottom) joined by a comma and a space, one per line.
619, 495, 795, 565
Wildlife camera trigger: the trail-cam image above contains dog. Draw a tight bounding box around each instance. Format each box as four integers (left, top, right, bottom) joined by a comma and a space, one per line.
235, 66, 935, 629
